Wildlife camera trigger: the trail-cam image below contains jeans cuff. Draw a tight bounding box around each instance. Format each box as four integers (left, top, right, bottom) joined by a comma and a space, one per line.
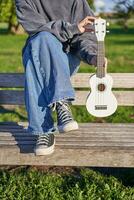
47, 96, 75, 108
24, 125, 59, 135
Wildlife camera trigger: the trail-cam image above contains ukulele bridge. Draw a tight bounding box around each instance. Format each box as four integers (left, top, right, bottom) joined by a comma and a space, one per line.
95, 105, 107, 110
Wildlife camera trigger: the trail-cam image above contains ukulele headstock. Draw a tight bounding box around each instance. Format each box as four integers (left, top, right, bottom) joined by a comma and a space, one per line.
94, 18, 107, 41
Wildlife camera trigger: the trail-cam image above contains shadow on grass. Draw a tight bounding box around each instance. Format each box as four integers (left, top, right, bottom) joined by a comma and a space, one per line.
91, 167, 134, 187
31, 166, 134, 187
1, 165, 134, 188
0, 28, 9, 35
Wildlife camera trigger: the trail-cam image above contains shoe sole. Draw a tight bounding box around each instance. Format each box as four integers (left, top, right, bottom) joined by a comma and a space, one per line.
58, 121, 79, 133
34, 145, 55, 156
34, 136, 55, 156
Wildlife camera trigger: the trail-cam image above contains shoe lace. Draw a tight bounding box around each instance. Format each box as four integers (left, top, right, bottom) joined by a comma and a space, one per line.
56, 100, 73, 124
36, 134, 50, 146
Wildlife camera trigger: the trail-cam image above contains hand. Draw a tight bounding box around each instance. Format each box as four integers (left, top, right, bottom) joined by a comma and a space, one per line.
77, 16, 96, 33
91, 56, 108, 72
104, 57, 108, 73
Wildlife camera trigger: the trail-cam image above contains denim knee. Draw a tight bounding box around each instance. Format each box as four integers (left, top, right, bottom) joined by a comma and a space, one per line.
32, 31, 62, 47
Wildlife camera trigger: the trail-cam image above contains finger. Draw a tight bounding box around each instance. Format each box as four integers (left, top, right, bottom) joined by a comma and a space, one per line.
84, 18, 96, 25
85, 16, 96, 20
84, 28, 94, 32
103, 58, 108, 67
84, 20, 94, 26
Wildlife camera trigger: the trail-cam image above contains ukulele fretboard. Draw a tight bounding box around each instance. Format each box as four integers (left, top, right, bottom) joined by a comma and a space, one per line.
96, 41, 105, 78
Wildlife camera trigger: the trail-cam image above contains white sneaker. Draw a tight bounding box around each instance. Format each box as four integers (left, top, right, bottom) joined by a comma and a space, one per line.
34, 133, 55, 156
51, 100, 79, 133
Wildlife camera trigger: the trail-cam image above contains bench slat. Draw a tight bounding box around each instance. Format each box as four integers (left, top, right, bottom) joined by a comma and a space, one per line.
0, 90, 134, 106
0, 73, 134, 88
71, 73, 134, 88
1, 147, 134, 167
1, 134, 134, 143
1, 141, 134, 146
0, 123, 134, 167
0, 122, 134, 128
0, 73, 24, 88
74, 91, 134, 106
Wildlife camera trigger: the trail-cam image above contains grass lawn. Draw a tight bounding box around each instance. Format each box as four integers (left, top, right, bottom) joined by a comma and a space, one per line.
1, 166, 134, 200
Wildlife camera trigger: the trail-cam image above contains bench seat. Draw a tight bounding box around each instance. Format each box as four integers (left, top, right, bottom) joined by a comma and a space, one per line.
0, 122, 134, 167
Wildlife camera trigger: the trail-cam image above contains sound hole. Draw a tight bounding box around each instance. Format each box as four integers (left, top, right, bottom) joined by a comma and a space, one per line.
98, 84, 105, 92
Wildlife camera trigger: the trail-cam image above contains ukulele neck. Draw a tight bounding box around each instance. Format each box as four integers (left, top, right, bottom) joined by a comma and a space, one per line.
96, 41, 105, 78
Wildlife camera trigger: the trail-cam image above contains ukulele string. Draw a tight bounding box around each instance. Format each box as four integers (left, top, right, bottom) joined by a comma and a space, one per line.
98, 41, 99, 107
103, 41, 105, 107
101, 42, 102, 107
101, 43, 103, 106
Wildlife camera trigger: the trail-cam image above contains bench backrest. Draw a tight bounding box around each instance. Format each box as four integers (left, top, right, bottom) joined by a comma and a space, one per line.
0, 73, 134, 106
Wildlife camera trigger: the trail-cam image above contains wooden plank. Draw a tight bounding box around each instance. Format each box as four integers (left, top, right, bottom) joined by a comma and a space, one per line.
0, 73, 134, 88
0, 135, 134, 144
73, 91, 134, 106
0, 132, 134, 141
0, 124, 134, 144
1, 121, 134, 127
0, 124, 134, 130
0, 123, 134, 166
0, 90, 134, 105
0, 90, 24, 105
1, 146, 134, 167
71, 73, 134, 88
0, 122, 134, 130
1, 127, 134, 133
1, 131, 134, 138
1, 141, 134, 146
0, 73, 24, 88
1, 124, 134, 135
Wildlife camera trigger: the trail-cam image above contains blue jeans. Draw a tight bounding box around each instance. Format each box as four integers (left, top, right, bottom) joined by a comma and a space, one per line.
22, 31, 80, 135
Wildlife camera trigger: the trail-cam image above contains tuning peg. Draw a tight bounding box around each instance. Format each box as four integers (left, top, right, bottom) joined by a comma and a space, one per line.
107, 22, 110, 26
106, 30, 110, 33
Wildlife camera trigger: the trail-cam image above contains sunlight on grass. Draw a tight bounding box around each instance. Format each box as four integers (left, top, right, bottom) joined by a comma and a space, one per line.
0, 34, 27, 72
0, 167, 134, 200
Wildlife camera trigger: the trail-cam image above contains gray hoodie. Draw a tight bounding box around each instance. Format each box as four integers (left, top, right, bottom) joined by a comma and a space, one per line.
15, 0, 97, 65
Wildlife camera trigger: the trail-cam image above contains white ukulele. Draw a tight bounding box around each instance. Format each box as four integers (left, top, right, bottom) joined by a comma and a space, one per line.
86, 18, 117, 117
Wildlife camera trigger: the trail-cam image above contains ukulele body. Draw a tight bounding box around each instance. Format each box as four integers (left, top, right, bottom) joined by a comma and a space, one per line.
86, 73, 117, 117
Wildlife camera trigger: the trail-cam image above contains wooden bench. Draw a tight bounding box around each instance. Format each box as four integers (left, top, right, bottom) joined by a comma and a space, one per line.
0, 73, 134, 167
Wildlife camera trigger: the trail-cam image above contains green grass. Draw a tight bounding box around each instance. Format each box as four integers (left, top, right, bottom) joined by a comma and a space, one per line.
0, 167, 134, 200
0, 34, 26, 72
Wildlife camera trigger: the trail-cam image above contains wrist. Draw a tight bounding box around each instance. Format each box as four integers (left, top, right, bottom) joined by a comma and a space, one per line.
89, 55, 97, 66
68, 23, 82, 36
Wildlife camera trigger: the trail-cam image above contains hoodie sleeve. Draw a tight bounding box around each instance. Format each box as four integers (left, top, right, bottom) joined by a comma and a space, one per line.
70, 0, 98, 66
15, 0, 81, 42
